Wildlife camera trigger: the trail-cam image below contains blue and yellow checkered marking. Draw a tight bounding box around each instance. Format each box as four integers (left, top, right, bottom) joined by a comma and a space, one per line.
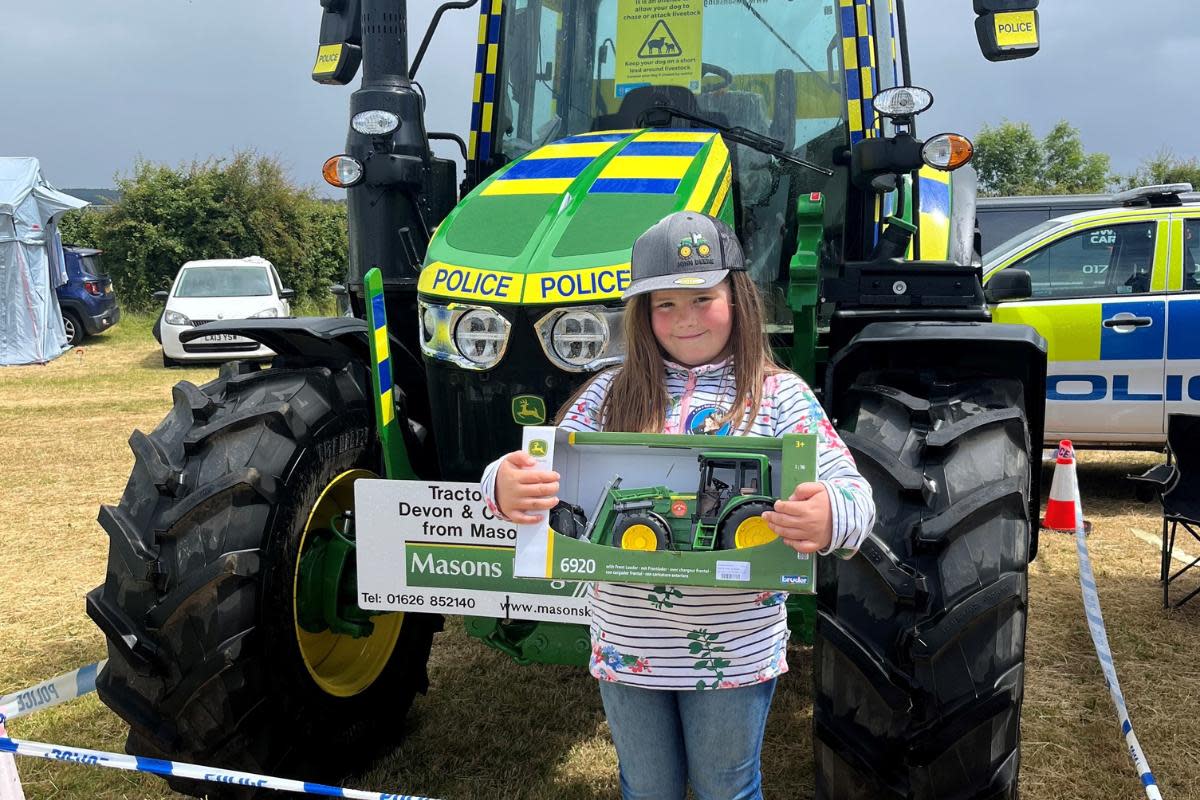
590, 178, 682, 194
617, 141, 705, 157
468, 0, 504, 162
502, 157, 593, 180
841, 0, 880, 145
588, 130, 714, 196
370, 294, 395, 427
888, 0, 899, 84
481, 133, 631, 196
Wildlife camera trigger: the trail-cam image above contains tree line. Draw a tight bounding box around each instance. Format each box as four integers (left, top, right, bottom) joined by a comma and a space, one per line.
973, 120, 1200, 197
58, 152, 347, 312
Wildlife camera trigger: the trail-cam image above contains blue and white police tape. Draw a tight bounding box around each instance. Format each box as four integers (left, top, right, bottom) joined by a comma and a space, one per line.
0, 735, 439, 800
1073, 499, 1163, 799
0, 661, 104, 724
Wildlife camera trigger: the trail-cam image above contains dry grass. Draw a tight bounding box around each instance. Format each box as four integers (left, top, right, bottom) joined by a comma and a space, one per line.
1, 318, 1198, 799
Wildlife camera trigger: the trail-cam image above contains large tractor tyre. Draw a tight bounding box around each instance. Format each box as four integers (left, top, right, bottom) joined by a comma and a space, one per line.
86, 359, 440, 797
814, 371, 1032, 800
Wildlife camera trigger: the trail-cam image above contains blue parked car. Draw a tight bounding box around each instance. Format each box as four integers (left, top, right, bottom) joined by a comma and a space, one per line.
58, 246, 120, 346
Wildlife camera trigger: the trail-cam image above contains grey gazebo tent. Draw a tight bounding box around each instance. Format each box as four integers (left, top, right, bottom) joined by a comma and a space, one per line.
0, 157, 88, 365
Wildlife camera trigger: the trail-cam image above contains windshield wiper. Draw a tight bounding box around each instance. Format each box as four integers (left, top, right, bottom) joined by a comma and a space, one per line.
641, 104, 833, 176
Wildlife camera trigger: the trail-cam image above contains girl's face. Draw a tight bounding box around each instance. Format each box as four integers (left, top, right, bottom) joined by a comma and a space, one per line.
648, 281, 734, 367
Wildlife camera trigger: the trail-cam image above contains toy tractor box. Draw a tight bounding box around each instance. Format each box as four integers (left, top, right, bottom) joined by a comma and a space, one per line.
513, 426, 818, 592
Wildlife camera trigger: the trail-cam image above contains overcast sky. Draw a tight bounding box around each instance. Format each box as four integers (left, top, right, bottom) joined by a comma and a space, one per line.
3, 1, 1196, 196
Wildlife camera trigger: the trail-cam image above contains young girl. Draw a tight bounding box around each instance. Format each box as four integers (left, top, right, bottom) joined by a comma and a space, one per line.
481, 211, 875, 800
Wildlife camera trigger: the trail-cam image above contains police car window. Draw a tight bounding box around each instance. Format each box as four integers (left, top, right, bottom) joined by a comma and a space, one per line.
979, 209, 1052, 256
983, 219, 1058, 265
1011, 221, 1157, 299
1184, 219, 1200, 291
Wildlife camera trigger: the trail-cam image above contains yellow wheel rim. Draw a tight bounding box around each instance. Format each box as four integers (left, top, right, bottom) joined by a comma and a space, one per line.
620, 523, 660, 551
733, 516, 777, 549
293, 468, 404, 698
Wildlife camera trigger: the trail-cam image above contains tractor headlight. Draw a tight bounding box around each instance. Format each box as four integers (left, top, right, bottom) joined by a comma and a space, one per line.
534, 306, 625, 372
418, 299, 512, 371
351, 110, 400, 136
455, 309, 510, 367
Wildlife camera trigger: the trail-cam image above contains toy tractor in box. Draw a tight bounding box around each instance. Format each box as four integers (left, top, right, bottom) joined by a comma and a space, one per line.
583, 453, 777, 552
85, 1, 1048, 798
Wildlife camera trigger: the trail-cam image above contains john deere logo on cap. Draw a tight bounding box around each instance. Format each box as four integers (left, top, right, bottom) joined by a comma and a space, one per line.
677, 233, 713, 265
513, 395, 546, 425
674, 276, 706, 286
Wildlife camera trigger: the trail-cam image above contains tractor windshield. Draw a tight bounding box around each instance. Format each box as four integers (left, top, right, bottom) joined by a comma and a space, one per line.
496, 0, 848, 307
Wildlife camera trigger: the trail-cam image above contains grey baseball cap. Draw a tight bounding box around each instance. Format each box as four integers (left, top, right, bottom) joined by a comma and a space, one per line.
623, 211, 745, 299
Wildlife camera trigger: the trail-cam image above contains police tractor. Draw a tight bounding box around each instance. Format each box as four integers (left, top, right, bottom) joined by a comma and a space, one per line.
85, 1, 1050, 798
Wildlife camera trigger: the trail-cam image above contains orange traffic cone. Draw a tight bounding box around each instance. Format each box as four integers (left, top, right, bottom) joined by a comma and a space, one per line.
1041, 440, 1087, 533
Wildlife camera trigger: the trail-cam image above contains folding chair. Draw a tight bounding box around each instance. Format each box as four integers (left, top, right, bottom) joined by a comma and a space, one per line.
1128, 413, 1200, 608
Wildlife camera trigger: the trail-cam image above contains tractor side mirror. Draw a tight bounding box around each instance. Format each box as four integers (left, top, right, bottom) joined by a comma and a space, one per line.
152, 290, 169, 303
985, 268, 1033, 303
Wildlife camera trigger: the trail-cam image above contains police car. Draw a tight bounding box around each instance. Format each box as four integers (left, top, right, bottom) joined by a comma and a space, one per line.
983, 183, 1200, 448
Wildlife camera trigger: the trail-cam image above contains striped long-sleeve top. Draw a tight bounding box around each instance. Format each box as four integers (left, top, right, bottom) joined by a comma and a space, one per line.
481, 357, 875, 690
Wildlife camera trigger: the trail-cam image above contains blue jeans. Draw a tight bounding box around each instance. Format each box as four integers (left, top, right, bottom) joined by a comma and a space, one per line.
598, 679, 777, 800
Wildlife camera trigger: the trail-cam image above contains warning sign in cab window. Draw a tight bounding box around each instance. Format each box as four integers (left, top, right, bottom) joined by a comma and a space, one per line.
615, 0, 703, 99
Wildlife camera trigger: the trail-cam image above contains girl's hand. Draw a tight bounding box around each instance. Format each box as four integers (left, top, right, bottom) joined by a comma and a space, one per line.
762, 482, 833, 554
495, 450, 560, 524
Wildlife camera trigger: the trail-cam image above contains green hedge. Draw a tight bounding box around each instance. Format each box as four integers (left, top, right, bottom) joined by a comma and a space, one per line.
58, 153, 347, 312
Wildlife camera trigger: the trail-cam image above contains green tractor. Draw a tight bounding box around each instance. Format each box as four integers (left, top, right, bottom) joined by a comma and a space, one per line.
585, 453, 778, 552
86, 1, 1048, 797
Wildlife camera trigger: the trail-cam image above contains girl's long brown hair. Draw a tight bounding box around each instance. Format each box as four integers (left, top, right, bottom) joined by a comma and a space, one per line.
555, 271, 779, 433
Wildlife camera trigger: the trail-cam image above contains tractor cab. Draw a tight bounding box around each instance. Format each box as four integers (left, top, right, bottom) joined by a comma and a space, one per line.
695, 453, 771, 523
481, 0, 855, 296
417, 1, 898, 478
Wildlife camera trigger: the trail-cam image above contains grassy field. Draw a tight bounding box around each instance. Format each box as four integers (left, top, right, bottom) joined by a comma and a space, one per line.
1, 316, 1198, 799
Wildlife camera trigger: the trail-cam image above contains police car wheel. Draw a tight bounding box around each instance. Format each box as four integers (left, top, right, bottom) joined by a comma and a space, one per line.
814, 372, 1031, 799
85, 359, 440, 798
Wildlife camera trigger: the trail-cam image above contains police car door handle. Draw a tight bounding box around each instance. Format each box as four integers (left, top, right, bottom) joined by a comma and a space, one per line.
1102, 314, 1153, 330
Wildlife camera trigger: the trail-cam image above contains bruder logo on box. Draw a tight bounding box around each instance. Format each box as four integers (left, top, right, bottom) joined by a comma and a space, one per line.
780, 575, 809, 585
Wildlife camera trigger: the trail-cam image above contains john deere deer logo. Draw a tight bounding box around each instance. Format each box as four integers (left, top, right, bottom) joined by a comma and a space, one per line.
512, 395, 547, 425
528, 439, 548, 457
